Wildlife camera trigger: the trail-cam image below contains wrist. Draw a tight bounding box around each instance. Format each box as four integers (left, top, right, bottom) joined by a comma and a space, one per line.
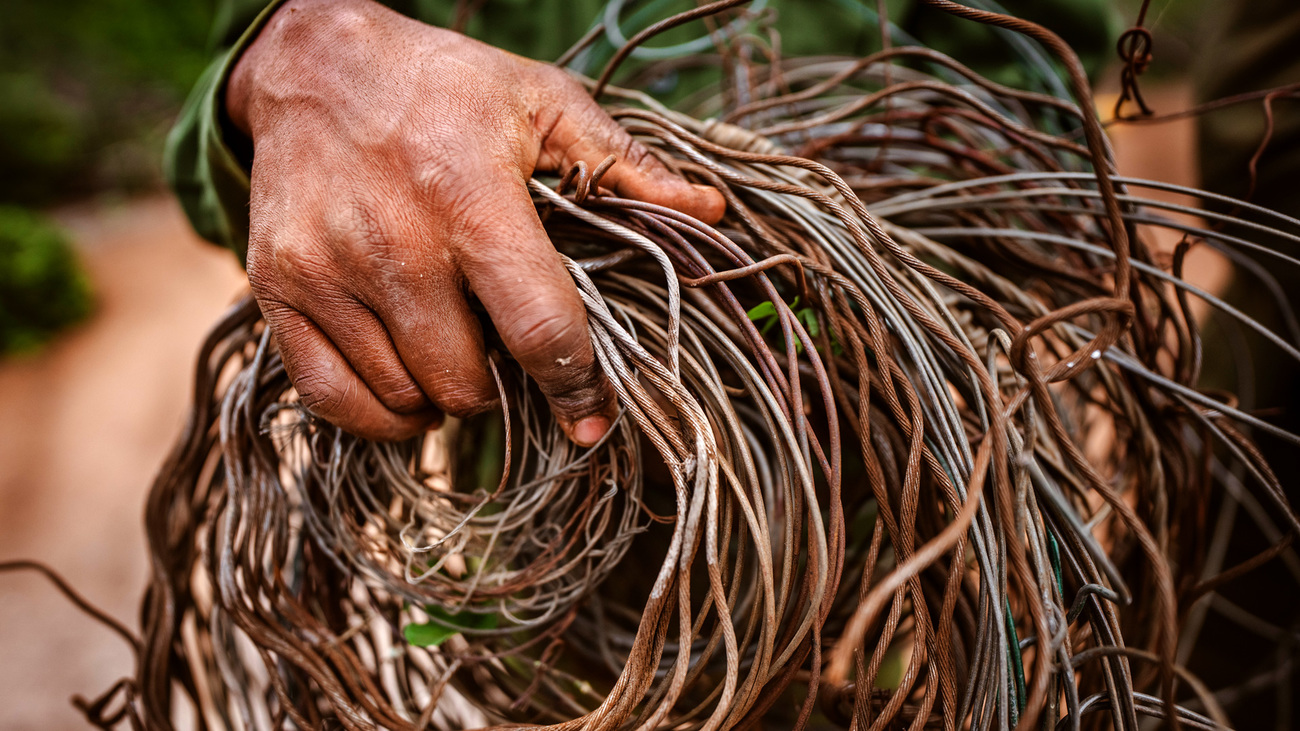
226, 0, 380, 137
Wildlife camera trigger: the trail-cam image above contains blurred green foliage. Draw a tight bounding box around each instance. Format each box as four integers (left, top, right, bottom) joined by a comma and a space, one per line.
908, 0, 1123, 85
0, 206, 93, 354
1, 0, 215, 204
1, 0, 214, 353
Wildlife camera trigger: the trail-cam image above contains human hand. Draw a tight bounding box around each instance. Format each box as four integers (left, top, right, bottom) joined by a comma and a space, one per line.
226, 0, 725, 443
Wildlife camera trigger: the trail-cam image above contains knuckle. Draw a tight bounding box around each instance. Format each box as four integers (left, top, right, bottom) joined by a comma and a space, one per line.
246, 226, 297, 297
273, 242, 310, 278
507, 308, 587, 364
279, 246, 338, 297
405, 142, 496, 215
245, 248, 275, 296
328, 200, 395, 267
624, 139, 656, 171
294, 366, 349, 418
346, 201, 389, 250
411, 149, 459, 198
409, 129, 520, 200
536, 64, 582, 94
438, 174, 528, 244
408, 135, 470, 195
248, 227, 337, 298
546, 373, 614, 420
435, 384, 497, 419
438, 177, 496, 222
373, 376, 428, 414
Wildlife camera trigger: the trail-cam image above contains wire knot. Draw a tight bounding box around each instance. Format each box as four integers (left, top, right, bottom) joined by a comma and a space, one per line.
1114, 26, 1155, 120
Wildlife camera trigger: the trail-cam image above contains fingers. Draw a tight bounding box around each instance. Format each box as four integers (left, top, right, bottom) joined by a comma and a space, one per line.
535, 77, 727, 225
363, 270, 500, 419
259, 299, 441, 441
456, 178, 616, 446
293, 292, 431, 415
266, 273, 500, 432
320, 197, 500, 419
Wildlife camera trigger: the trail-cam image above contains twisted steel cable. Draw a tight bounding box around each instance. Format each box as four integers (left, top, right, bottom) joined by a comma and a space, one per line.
22, 3, 1297, 730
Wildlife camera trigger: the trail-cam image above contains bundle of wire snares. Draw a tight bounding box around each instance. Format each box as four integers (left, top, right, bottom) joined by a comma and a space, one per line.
46, 2, 1300, 730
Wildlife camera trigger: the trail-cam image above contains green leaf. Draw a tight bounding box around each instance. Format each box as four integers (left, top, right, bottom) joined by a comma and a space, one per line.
403, 605, 499, 647
0, 206, 93, 355
403, 621, 460, 648
797, 307, 820, 338
747, 297, 827, 351
745, 300, 776, 321
428, 604, 499, 630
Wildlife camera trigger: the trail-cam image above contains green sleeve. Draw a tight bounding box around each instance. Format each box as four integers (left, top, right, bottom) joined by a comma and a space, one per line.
164, 0, 288, 264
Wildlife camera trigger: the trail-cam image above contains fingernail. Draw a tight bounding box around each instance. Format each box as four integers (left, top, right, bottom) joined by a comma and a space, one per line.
690, 184, 727, 224
571, 415, 611, 447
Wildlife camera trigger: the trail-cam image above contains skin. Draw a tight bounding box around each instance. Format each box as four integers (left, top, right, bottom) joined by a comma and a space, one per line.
227, 0, 725, 444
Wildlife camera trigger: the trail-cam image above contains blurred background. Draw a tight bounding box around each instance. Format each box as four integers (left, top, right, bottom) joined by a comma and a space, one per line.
0, 0, 1274, 727
0, 3, 244, 728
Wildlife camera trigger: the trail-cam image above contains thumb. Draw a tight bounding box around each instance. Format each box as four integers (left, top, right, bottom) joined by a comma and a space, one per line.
535, 84, 726, 224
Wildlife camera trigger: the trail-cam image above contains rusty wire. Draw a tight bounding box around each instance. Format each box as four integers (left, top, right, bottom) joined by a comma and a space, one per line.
13, 2, 1299, 730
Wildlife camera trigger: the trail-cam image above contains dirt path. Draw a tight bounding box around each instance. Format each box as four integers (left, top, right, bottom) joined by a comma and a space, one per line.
0, 196, 244, 729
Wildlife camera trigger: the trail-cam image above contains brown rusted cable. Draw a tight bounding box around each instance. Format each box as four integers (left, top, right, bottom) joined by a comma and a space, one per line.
14, 8, 1297, 730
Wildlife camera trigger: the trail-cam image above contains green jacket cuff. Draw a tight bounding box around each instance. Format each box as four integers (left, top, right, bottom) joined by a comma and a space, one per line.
164, 0, 288, 265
